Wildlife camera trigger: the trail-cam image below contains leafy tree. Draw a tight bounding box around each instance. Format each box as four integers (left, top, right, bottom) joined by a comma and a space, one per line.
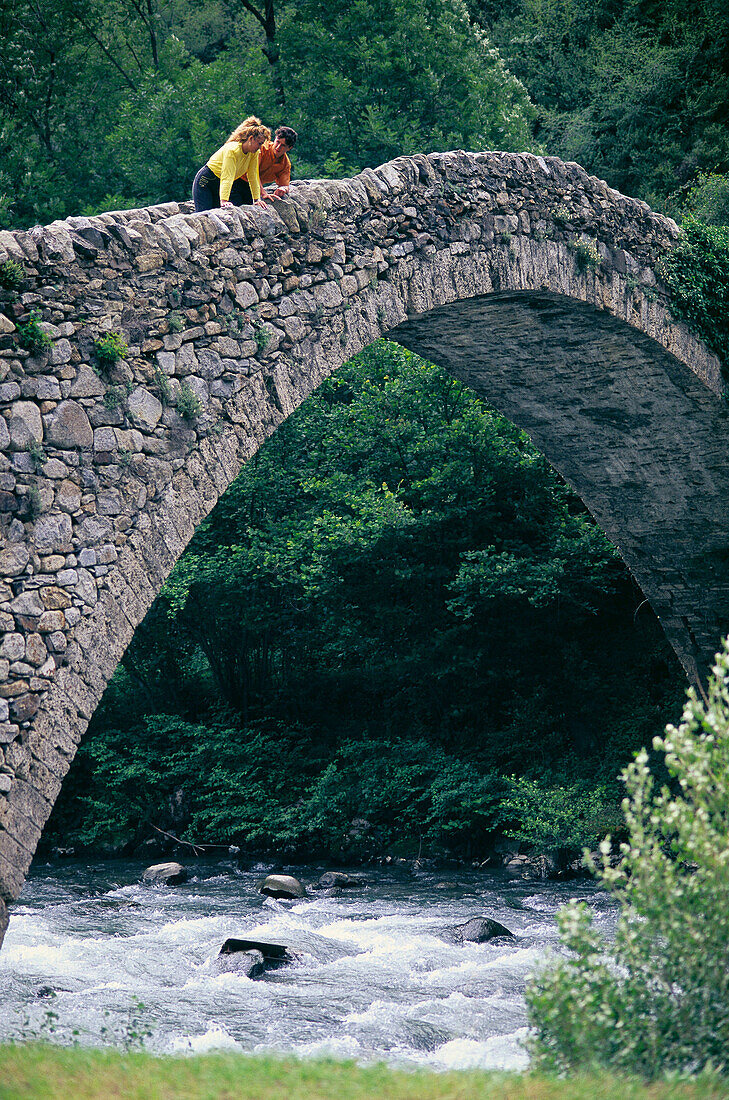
0, 0, 193, 224
476, 0, 729, 207
526, 638, 729, 1077
674, 172, 729, 228
234, 0, 286, 106
278, 0, 534, 173
503, 776, 623, 853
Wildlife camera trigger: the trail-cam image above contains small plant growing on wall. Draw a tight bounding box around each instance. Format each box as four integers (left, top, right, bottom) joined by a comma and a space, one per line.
656, 218, 729, 376
152, 366, 171, 404
167, 312, 184, 334
227, 310, 250, 339
95, 331, 128, 371
177, 381, 202, 420
253, 321, 272, 354
551, 203, 572, 226
29, 441, 47, 470
27, 485, 43, 517
17, 311, 52, 355
103, 385, 126, 410
573, 238, 601, 272
0, 258, 24, 291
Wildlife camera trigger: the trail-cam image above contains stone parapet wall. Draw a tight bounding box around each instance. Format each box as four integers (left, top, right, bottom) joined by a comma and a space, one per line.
0, 151, 724, 936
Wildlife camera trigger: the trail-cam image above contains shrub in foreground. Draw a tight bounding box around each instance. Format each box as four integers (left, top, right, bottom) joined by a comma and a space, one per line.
526, 639, 729, 1077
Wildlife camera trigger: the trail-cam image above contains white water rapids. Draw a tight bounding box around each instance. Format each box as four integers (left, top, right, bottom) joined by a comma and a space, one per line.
0, 859, 616, 1070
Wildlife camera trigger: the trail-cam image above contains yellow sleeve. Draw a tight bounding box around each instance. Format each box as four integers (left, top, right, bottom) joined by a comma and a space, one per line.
218, 144, 240, 203
247, 151, 261, 202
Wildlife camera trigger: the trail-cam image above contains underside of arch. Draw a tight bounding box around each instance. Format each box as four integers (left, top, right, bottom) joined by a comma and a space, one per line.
392, 291, 729, 682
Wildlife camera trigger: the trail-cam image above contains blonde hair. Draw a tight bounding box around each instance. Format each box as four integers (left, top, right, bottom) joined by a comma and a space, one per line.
228, 116, 271, 145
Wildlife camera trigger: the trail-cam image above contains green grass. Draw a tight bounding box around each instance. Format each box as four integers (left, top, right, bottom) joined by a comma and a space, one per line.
0, 1045, 726, 1100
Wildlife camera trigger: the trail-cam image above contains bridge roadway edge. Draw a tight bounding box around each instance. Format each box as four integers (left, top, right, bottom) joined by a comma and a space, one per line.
0, 149, 726, 943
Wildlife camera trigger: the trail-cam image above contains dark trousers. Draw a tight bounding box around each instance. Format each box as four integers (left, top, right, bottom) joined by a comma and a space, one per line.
192, 165, 254, 212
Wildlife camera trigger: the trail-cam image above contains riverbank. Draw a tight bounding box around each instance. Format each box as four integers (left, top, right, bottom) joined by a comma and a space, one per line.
1, 1046, 726, 1100
38, 842, 596, 886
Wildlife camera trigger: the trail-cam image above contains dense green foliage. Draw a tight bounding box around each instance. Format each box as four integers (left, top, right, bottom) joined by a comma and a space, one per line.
3, 0, 728, 226
474, 0, 729, 213
658, 218, 729, 375
0, 0, 532, 227
45, 343, 682, 859
527, 640, 729, 1078
277, 0, 533, 172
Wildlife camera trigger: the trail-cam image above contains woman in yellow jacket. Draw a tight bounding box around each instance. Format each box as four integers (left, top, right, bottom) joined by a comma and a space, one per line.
193, 117, 271, 212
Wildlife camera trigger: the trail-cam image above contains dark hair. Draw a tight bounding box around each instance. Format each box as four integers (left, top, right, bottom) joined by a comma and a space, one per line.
275, 126, 298, 149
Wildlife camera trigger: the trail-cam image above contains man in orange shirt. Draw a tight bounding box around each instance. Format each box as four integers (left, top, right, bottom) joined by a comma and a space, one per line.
244, 126, 297, 202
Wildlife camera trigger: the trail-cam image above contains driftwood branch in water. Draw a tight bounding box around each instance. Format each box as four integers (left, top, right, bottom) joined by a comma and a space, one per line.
150, 824, 238, 857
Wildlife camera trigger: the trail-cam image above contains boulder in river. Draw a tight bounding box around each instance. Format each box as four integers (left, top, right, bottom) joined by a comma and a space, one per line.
312, 871, 365, 891
217, 936, 301, 972
141, 861, 188, 886
258, 873, 306, 899
439, 916, 514, 944
213, 948, 265, 978
504, 852, 560, 880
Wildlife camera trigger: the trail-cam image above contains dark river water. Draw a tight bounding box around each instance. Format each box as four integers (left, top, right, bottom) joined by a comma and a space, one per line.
0, 858, 616, 1070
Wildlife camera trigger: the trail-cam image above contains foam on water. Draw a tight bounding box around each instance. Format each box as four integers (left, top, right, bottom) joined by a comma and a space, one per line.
0, 859, 614, 1069
169, 1022, 241, 1054
429, 1031, 530, 1071
286, 1034, 363, 1060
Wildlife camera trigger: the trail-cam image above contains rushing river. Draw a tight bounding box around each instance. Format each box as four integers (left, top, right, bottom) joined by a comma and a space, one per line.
0, 858, 616, 1071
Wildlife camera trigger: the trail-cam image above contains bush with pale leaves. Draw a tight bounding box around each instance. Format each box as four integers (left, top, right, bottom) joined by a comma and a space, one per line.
526, 639, 729, 1077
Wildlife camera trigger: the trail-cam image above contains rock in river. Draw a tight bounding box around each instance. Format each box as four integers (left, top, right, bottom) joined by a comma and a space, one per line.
214, 937, 300, 978
141, 861, 188, 886
439, 916, 514, 944
213, 948, 265, 978
258, 874, 306, 899
313, 871, 365, 890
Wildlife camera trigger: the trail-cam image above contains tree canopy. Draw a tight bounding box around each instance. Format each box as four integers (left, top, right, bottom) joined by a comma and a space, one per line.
0, 0, 532, 226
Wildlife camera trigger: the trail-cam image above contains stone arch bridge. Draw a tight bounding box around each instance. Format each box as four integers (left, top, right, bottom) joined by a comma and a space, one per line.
1, 150, 728, 943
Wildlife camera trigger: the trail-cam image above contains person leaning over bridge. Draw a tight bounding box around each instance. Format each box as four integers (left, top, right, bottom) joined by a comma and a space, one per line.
242, 126, 297, 202
192, 116, 271, 212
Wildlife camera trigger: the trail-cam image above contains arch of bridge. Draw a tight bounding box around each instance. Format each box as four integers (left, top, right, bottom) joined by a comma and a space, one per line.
0, 149, 727, 942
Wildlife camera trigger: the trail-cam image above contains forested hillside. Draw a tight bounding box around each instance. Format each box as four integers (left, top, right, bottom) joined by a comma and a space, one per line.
476, 0, 729, 216
0, 0, 532, 227
2, 0, 727, 228
6, 0, 723, 860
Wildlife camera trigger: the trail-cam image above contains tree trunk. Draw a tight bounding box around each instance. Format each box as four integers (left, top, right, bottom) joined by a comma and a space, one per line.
239, 0, 286, 108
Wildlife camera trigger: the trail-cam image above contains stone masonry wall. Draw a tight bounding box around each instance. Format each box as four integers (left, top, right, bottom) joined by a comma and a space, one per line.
0, 150, 724, 943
